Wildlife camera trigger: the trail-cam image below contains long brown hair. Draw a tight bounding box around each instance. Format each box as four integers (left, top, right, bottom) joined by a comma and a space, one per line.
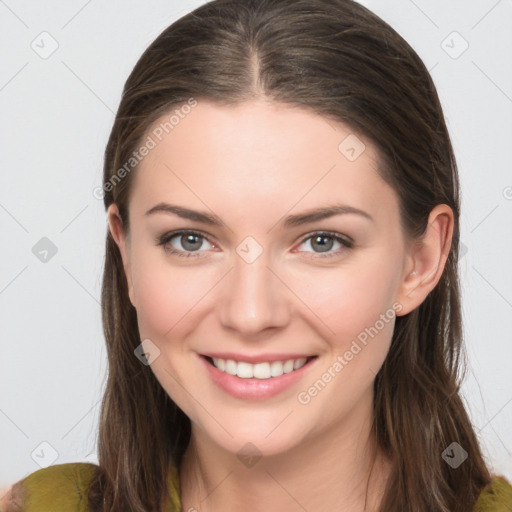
88, 0, 492, 510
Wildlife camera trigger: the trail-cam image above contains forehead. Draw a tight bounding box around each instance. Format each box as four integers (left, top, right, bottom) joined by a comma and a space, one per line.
130, 99, 399, 228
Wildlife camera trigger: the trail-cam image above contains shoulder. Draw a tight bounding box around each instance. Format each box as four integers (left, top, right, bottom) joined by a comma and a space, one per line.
474, 475, 512, 512
1, 463, 98, 512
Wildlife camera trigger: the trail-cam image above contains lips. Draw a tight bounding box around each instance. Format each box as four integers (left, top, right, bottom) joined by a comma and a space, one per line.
199, 353, 319, 400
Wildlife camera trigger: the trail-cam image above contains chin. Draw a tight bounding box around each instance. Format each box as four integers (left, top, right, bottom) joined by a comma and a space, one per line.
202, 419, 310, 460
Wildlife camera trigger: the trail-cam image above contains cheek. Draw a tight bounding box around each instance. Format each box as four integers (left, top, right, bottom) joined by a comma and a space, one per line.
292, 257, 399, 357
130, 250, 214, 338
292, 264, 398, 412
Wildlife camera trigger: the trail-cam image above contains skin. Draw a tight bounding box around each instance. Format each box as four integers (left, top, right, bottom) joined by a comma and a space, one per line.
108, 99, 454, 512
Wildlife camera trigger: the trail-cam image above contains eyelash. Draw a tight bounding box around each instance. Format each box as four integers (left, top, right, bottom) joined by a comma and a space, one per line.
157, 229, 354, 260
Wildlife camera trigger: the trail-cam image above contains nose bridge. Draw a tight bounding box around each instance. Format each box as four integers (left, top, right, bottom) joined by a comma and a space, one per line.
218, 242, 290, 335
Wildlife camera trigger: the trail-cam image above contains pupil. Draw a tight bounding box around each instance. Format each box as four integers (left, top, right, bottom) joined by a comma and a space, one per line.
312, 235, 333, 253
182, 234, 201, 251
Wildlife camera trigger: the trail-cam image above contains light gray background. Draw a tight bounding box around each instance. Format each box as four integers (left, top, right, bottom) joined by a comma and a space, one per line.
1, 0, 511, 487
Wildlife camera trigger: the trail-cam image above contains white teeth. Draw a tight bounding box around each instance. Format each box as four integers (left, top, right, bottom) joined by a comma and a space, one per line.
225, 359, 237, 376
236, 362, 254, 378
270, 361, 284, 377
211, 357, 309, 379
283, 360, 294, 373
214, 357, 225, 371
253, 362, 270, 379
293, 358, 306, 370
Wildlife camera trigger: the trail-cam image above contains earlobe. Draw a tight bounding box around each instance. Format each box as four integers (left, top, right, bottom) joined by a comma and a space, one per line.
396, 204, 454, 316
107, 204, 136, 306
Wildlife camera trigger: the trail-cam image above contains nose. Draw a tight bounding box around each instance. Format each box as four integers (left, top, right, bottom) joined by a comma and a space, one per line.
218, 250, 291, 337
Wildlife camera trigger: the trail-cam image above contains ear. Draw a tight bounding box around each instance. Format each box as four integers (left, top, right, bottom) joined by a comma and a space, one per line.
107, 204, 135, 306
395, 204, 454, 316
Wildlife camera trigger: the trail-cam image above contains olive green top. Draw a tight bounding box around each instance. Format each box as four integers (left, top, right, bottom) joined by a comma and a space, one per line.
2, 463, 180, 511
2, 463, 512, 511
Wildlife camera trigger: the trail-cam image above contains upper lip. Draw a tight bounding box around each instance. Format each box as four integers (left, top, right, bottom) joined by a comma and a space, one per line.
201, 352, 316, 364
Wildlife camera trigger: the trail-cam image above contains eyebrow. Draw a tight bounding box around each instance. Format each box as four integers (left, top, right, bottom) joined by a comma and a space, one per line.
144, 202, 374, 227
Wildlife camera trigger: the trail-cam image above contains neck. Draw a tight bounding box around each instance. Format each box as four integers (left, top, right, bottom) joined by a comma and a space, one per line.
179, 393, 391, 512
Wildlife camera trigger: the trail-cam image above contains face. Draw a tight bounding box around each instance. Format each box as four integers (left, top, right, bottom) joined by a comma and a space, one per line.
109, 99, 426, 458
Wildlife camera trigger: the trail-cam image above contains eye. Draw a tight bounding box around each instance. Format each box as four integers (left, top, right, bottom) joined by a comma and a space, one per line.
295, 231, 353, 258
157, 230, 215, 258
157, 229, 353, 259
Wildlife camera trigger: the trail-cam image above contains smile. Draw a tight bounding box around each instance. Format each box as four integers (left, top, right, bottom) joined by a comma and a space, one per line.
206, 356, 314, 379
199, 354, 319, 400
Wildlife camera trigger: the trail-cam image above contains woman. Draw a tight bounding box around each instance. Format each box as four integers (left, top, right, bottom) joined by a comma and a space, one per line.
2, 0, 511, 510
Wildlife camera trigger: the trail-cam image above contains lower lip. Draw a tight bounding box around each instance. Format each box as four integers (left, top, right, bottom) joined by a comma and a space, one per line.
199, 355, 318, 400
